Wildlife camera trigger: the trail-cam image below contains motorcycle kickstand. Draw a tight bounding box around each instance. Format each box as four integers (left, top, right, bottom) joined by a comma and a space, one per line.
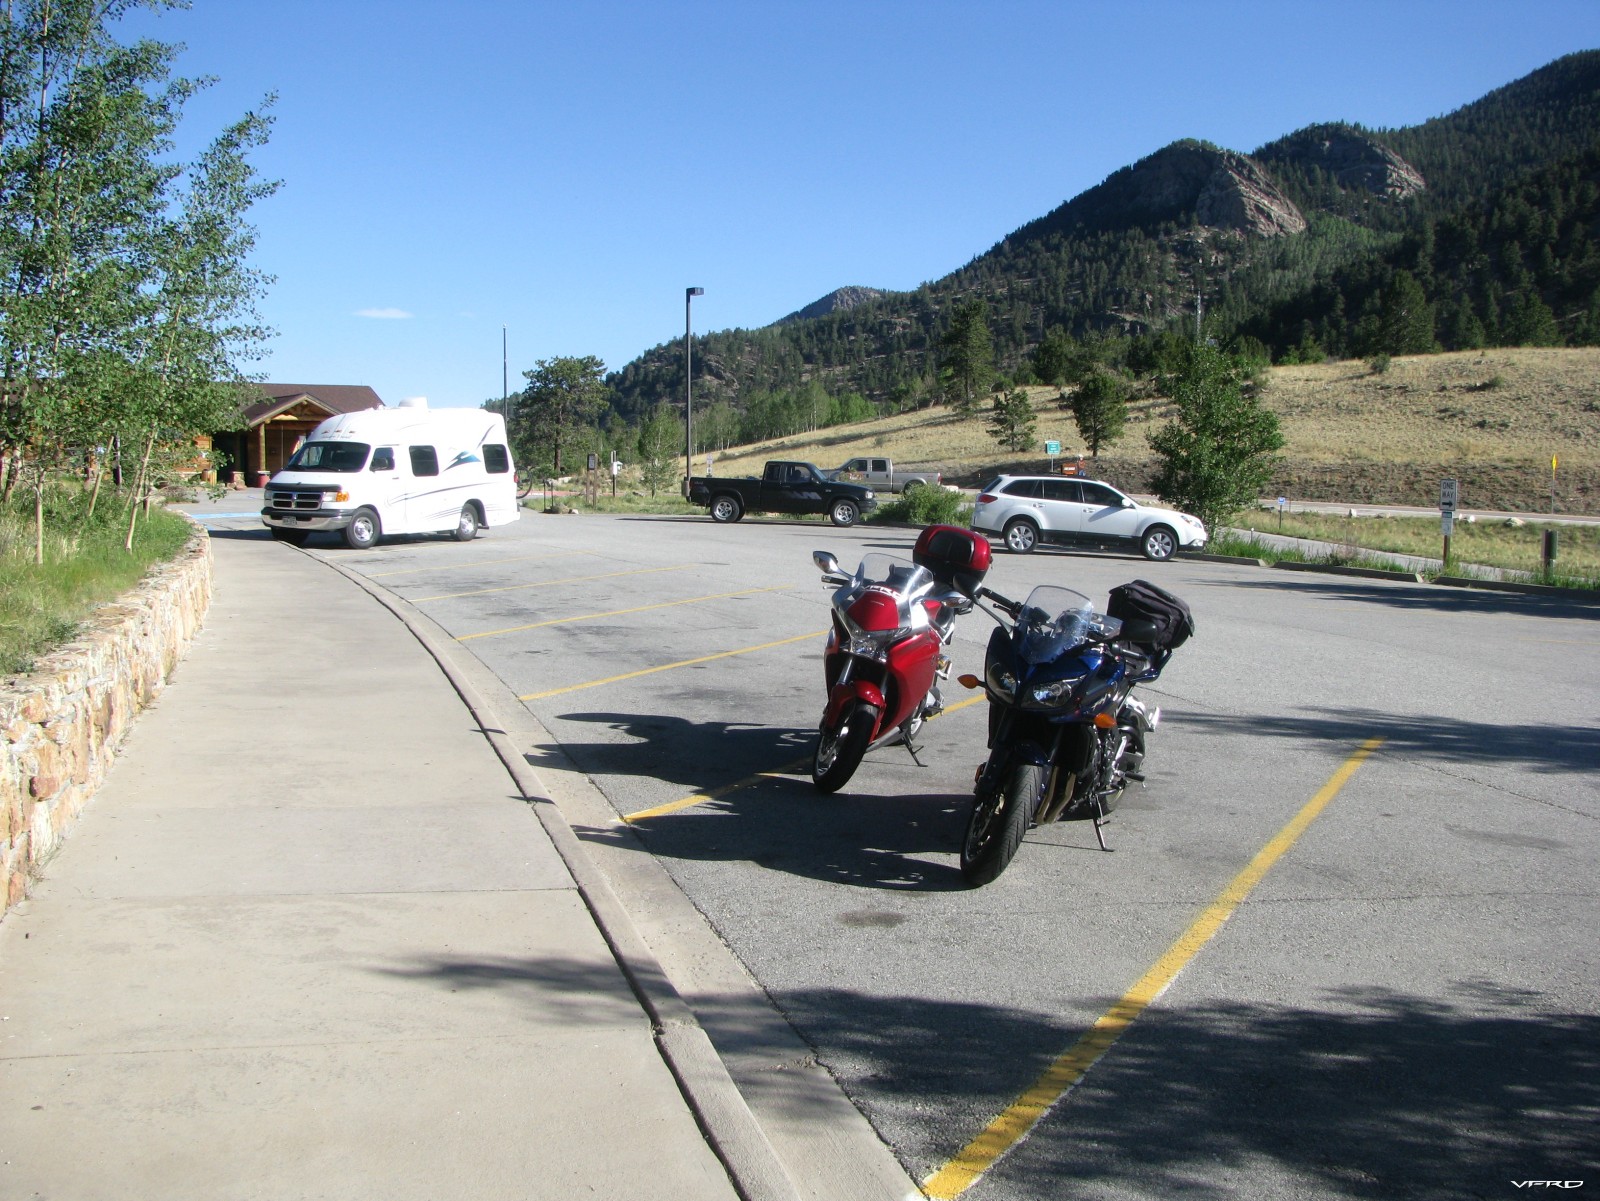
1092, 798, 1112, 852
901, 728, 925, 766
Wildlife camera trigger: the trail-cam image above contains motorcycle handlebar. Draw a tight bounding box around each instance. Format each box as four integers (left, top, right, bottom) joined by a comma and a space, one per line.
975, 586, 1022, 617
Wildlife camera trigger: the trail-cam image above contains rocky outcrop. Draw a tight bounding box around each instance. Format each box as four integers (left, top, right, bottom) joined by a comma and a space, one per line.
779, 286, 885, 324
1196, 151, 1308, 236
1, 521, 211, 916
1040, 140, 1307, 240
1262, 124, 1427, 199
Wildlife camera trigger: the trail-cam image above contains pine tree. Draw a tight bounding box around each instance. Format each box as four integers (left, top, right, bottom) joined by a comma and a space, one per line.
1070, 370, 1130, 460
939, 299, 993, 415
986, 388, 1037, 451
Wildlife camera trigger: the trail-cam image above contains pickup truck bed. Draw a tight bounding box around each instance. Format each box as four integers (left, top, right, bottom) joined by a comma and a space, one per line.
687, 460, 878, 527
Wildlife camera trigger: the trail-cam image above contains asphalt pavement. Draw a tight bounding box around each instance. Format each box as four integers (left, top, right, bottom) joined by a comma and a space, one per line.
0, 490, 830, 1201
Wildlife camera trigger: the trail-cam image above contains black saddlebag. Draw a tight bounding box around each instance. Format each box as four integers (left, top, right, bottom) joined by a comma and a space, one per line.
1107, 579, 1195, 652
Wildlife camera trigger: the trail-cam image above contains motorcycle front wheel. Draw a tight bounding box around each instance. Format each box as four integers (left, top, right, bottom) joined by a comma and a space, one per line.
812, 702, 878, 793
961, 761, 1043, 886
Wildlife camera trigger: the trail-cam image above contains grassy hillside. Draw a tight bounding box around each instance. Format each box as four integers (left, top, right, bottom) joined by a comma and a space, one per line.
694, 348, 1600, 514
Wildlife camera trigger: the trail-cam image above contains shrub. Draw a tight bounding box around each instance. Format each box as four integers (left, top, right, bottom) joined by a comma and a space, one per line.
870, 485, 971, 527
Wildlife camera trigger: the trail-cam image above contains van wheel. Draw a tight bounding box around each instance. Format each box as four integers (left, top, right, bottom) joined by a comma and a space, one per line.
344, 509, 380, 550
453, 505, 480, 541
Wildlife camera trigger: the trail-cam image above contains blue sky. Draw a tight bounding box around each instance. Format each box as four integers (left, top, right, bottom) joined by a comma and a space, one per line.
123, 1, 1600, 408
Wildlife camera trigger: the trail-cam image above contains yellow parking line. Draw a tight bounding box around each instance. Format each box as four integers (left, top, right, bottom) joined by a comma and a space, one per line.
623, 757, 813, 823
622, 695, 986, 823
518, 630, 825, 701
365, 551, 594, 578
923, 737, 1386, 1200
416, 564, 691, 602
457, 585, 796, 641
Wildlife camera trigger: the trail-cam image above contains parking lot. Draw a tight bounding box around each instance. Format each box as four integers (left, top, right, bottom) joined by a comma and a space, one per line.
302, 509, 1598, 1200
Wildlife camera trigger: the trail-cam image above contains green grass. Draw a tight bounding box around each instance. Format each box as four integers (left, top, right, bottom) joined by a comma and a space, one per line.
0, 486, 192, 674
1218, 512, 1600, 589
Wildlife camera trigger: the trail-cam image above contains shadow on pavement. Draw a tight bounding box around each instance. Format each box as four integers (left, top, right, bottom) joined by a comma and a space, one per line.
1228, 574, 1600, 618
367, 950, 1599, 1199
1183, 706, 1597, 776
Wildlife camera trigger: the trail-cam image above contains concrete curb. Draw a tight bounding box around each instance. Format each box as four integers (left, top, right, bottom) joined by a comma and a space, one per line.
1185, 552, 1269, 566
313, 553, 807, 1201
1271, 560, 1426, 583
1435, 574, 1600, 602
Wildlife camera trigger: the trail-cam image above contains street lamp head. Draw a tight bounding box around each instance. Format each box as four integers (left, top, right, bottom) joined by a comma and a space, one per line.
687, 286, 704, 298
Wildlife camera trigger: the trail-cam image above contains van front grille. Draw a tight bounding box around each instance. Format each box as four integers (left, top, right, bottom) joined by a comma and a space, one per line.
267, 488, 324, 511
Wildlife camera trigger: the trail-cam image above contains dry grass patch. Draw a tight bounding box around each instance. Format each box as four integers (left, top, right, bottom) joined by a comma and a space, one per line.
691, 348, 1600, 512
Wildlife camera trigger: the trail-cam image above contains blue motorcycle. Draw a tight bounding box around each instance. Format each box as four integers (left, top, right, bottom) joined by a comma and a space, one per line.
956, 580, 1191, 886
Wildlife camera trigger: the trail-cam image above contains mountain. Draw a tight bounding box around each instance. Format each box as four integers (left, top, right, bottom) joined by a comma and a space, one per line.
604, 50, 1600, 428
778, 286, 885, 324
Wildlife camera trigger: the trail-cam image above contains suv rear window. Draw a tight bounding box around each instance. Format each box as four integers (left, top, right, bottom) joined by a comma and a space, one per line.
1001, 478, 1043, 500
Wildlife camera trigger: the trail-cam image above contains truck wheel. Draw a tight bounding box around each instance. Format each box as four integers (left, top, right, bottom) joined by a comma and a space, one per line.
830, 499, 860, 527
709, 495, 742, 523
903, 479, 924, 494
344, 508, 380, 550
453, 504, 480, 541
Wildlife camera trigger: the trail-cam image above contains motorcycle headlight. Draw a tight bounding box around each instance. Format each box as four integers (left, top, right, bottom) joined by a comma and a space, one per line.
844, 630, 895, 662
985, 663, 1018, 700
1029, 680, 1079, 708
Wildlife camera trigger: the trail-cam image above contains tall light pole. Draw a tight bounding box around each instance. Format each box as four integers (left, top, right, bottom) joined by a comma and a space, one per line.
684, 286, 704, 486
501, 324, 508, 405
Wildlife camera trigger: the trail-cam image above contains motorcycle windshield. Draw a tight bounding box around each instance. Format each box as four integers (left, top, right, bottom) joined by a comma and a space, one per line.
853, 553, 935, 599
1014, 585, 1121, 664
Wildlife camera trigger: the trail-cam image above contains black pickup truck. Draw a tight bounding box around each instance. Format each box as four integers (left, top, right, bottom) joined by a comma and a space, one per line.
686, 460, 878, 527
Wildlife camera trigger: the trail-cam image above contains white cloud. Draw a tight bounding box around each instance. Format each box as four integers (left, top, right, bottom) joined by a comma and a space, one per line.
354, 307, 413, 319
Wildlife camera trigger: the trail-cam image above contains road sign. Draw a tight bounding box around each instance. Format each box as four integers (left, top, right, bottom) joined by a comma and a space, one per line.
1045, 441, 1061, 456
1441, 513, 1454, 536
1439, 478, 1458, 513
1277, 497, 1288, 511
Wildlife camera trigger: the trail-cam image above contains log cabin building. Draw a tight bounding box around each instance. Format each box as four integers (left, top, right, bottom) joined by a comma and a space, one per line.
219, 383, 384, 485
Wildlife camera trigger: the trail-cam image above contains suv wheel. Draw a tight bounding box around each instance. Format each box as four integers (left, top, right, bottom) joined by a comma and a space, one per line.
1140, 524, 1177, 561
1003, 519, 1038, 554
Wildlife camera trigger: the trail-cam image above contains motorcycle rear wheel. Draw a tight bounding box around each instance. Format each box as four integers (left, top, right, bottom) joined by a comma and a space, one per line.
812, 703, 878, 793
961, 762, 1043, 886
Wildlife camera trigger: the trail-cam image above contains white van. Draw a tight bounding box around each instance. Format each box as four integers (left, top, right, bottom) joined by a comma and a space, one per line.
260, 398, 520, 549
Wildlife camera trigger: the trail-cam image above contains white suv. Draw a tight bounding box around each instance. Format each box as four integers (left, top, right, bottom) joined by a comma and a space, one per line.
971, 475, 1207, 560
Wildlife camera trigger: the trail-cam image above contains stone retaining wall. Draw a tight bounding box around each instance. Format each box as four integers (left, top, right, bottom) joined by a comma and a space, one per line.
1, 522, 212, 916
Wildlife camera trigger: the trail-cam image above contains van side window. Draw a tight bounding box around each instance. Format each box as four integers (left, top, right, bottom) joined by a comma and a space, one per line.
370, 448, 395, 472
410, 446, 439, 476
483, 444, 510, 473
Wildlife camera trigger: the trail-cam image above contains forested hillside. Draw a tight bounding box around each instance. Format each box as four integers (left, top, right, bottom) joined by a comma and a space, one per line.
601, 50, 1600, 442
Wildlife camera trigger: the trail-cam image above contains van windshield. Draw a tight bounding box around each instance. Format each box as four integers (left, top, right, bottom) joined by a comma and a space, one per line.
287, 441, 370, 472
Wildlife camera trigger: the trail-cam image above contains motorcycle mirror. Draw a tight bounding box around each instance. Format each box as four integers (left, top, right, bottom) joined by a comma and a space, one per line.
812, 550, 842, 576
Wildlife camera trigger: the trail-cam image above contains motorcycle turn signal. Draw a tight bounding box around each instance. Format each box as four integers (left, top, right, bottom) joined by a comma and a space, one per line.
956, 673, 982, 689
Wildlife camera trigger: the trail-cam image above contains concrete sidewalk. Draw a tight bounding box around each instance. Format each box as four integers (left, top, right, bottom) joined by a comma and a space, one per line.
0, 529, 786, 1200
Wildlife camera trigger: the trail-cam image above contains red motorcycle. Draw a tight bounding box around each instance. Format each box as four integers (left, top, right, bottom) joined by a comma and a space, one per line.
810, 525, 992, 792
